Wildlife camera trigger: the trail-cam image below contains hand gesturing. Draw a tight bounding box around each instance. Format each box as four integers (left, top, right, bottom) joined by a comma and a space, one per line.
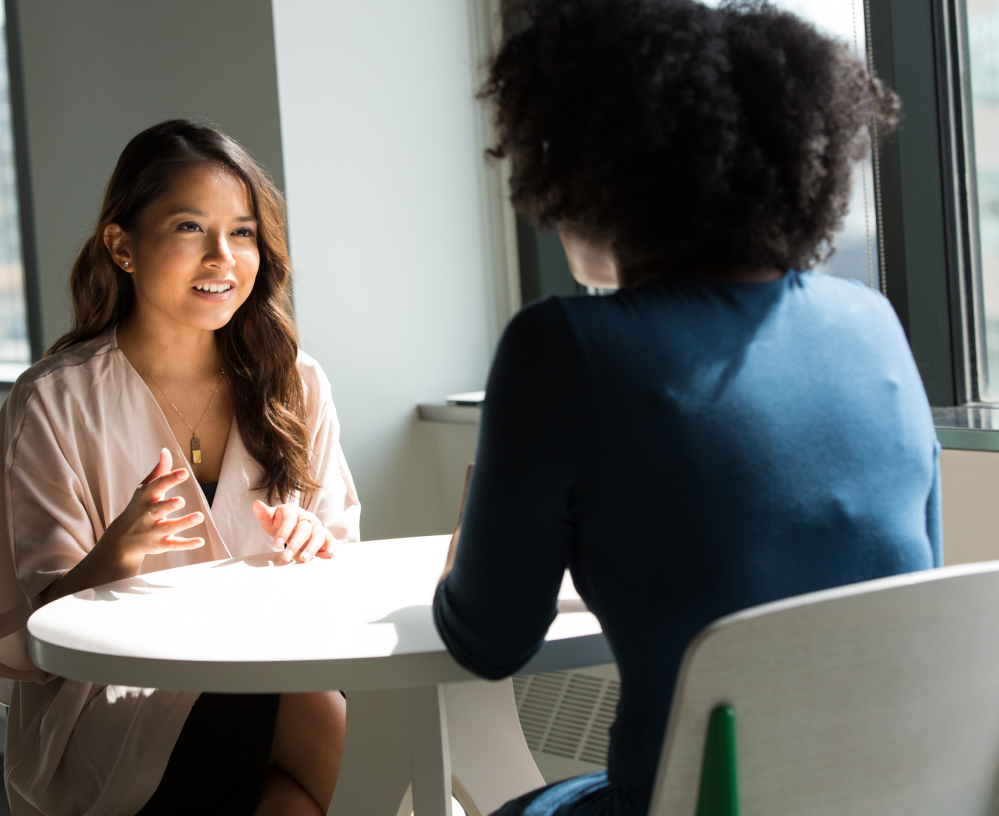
99, 448, 205, 568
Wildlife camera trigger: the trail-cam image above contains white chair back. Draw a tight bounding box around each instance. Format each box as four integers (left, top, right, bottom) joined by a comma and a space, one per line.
649, 562, 999, 816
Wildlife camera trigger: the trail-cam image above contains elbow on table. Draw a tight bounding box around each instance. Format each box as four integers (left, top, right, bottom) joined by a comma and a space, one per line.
445, 636, 542, 682
432, 586, 543, 681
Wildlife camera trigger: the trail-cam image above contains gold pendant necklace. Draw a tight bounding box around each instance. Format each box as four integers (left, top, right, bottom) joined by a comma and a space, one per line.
122, 326, 225, 465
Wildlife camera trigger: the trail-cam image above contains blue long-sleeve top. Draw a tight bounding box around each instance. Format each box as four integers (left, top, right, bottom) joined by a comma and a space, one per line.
434, 271, 941, 815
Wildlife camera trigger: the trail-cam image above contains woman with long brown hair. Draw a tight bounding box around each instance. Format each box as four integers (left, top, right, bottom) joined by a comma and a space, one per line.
0, 120, 358, 815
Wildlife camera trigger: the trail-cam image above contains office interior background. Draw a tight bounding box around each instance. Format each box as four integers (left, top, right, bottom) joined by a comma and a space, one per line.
3, 0, 999, 801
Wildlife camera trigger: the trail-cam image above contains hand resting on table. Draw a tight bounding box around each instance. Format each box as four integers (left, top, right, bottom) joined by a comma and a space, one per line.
253, 500, 335, 563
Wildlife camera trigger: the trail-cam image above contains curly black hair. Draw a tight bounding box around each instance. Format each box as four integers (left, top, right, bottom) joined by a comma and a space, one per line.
483, 0, 900, 282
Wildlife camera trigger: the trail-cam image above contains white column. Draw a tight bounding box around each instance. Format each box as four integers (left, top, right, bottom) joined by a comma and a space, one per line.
271, 0, 511, 539
407, 685, 453, 816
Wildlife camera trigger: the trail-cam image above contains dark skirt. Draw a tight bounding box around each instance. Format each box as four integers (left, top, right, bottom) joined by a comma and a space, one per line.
136, 692, 280, 816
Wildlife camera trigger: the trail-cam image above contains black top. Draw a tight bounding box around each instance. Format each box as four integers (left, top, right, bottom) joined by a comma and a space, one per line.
200, 481, 218, 508
433, 272, 941, 815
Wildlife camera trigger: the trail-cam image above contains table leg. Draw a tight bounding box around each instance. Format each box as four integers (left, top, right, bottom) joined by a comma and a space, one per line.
328, 679, 545, 816
444, 679, 546, 816
407, 685, 453, 816
328, 689, 413, 816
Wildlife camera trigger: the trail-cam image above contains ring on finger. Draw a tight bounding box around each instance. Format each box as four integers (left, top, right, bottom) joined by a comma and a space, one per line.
297, 519, 314, 544
282, 519, 312, 547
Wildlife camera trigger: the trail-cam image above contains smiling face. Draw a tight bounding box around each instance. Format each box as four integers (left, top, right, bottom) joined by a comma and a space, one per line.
105, 162, 260, 332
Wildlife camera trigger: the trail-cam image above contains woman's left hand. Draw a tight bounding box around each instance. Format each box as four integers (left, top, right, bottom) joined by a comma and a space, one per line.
252, 500, 336, 563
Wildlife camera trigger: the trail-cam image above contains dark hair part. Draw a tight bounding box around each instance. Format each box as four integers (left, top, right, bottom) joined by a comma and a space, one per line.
47, 119, 319, 503
484, 0, 901, 282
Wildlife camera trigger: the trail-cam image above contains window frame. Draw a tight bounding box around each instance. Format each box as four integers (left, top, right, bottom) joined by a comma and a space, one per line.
3, 0, 42, 369
864, 0, 999, 407
864, 0, 958, 405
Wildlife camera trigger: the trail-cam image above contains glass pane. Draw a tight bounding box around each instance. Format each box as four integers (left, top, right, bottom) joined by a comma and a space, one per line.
703, 0, 881, 287
967, 0, 999, 399
0, 2, 27, 371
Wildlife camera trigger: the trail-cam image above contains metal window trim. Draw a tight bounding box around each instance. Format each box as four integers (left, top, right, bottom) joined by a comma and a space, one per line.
947, 0, 990, 403
933, 0, 975, 405
867, 0, 964, 406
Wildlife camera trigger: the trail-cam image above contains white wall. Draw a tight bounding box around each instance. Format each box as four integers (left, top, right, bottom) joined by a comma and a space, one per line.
272, 0, 509, 540
12, 0, 286, 348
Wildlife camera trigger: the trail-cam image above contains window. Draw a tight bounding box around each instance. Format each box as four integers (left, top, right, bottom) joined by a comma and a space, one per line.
964, 0, 999, 398
0, 2, 30, 383
714, 0, 882, 289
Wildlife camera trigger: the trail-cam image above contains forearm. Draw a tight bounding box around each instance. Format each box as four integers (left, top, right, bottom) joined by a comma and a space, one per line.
440, 525, 460, 582
39, 531, 142, 606
440, 464, 474, 582
34, 450, 202, 606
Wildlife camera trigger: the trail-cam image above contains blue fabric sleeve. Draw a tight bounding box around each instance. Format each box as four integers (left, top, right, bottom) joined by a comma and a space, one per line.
927, 442, 943, 568
433, 299, 591, 680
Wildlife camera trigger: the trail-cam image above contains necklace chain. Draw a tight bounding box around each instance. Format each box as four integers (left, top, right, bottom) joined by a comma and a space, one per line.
121, 325, 225, 464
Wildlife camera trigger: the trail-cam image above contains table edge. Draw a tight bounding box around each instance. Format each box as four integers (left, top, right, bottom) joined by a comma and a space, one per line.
29, 632, 614, 692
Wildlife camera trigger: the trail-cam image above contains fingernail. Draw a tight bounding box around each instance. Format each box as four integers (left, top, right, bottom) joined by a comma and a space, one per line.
303, 553, 312, 562
276, 538, 284, 548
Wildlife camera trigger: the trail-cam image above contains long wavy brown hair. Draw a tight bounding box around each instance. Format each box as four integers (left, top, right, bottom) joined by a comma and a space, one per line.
47, 119, 320, 503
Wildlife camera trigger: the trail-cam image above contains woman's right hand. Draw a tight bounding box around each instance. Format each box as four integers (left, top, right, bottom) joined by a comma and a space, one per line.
96, 448, 205, 570
40, 449, 206, 606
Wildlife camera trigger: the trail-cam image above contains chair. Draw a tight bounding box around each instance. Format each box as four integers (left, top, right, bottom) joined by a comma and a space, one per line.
649, 561, 999, 816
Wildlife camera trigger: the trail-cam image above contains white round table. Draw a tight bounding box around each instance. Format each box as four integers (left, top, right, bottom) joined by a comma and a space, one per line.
28, 535, 611, 816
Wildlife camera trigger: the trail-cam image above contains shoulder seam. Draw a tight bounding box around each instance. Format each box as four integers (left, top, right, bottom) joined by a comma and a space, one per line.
15, 343, 119, 390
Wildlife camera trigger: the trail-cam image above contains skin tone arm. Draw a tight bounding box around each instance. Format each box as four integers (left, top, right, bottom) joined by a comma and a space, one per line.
40, 448, 205, 605
441, 463, 474, 581
38, 449, 340, 607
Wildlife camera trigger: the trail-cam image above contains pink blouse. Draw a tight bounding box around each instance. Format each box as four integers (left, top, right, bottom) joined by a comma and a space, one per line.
0, 327, 360, 816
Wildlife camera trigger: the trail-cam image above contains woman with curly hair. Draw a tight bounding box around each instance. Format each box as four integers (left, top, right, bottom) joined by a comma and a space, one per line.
0, 120, 358, 815
433, 1, 938, 814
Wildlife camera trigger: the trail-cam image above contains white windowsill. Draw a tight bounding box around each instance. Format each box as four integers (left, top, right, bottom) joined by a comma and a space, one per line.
418, 391, 484, 425
417, 403, 482, 424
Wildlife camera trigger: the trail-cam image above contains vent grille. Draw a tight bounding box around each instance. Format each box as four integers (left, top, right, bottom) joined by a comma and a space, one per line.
512, 671, 620, 766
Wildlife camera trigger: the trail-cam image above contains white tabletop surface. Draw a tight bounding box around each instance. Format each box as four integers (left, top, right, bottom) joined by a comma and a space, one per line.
28, 535, 610, 692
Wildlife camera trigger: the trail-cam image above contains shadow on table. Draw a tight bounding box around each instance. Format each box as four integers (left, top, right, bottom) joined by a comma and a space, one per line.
375, 605, 443, 655
211, 552, 287, 569
73, 578, 171, 602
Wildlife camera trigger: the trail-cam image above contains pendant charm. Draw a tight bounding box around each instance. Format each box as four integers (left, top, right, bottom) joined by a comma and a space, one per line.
191, 436, 202, 465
